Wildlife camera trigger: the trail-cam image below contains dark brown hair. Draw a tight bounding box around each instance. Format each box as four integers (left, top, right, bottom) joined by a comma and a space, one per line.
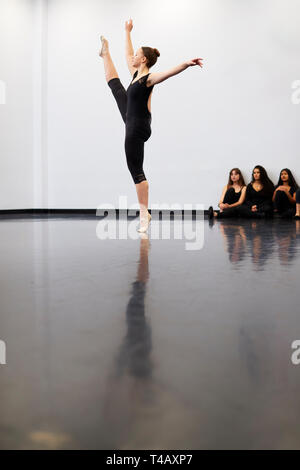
276, 168, 299, 190
227, 168, 246, 189
251, 165, 274, 197
141, 47, 160, 68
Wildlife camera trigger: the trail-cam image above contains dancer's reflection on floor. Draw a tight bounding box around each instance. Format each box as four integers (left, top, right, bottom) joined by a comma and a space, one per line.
101, 233, 155, 448
115, 233, 152, 380
101, 234, 201, 449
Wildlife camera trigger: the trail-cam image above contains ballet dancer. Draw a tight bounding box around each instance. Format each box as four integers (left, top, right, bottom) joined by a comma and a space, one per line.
272, 168, 298, 218
99, 18, 203, 232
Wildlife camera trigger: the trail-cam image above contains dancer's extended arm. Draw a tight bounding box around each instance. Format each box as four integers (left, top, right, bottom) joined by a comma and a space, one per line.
125, 18, 136, 75
147, 58, 203, 86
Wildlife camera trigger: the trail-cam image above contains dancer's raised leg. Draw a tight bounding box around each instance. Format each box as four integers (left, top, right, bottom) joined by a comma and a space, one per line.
99, 36, 127, 122
99, 36, 118, 82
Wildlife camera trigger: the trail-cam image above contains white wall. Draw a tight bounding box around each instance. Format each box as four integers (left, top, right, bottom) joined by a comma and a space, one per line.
1, 0, 300, 209
0, 0, 35, 209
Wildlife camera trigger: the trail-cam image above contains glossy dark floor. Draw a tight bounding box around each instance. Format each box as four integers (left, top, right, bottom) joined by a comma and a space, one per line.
1, 216, 300, 449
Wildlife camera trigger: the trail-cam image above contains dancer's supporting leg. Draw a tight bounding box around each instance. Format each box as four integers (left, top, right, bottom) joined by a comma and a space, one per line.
136, 181, 151, 232
125, 130, 151, 232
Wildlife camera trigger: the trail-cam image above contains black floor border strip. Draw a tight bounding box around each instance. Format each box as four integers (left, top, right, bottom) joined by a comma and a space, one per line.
0, 209, 207, 218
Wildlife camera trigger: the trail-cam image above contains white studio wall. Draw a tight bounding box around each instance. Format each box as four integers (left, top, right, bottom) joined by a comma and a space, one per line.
1, 0, 300, 210
0, 0, 35, 209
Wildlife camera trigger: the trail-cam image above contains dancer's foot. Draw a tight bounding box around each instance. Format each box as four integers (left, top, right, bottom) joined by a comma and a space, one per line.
137, 212, 152, 233
99, 35, 109, 57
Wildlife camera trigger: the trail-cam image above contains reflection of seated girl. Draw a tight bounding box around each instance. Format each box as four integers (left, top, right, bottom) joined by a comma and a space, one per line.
237, 165, 274, 218
273, 168, 298, 218
208, 168, 247, 219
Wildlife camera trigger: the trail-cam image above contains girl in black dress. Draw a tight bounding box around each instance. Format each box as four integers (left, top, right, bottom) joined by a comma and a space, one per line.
237, 166, 274, 218
272, 168, 298, 218
208, 168, 247, 219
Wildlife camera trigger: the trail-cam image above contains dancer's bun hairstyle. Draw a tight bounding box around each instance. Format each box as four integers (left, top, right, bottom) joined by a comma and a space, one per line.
141, 46, 160, 68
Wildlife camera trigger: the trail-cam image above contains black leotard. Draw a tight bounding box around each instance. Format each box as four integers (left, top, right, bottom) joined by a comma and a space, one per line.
107, 71, 154, 184
127, 71, 153, 120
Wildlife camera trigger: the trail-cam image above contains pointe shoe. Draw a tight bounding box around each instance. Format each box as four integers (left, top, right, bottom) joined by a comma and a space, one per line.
137, 212, 152, 233
99, 35, 109, 57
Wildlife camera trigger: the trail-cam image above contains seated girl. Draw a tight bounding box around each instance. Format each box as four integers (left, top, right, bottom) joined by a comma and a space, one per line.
273, 168, 298, 218
208, 168, 247, 219
236, 165, 274, 218
295, 188, 300, 220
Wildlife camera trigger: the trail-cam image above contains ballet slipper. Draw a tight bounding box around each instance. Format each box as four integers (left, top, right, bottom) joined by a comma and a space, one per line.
137, 212, 152, 233
99, 36, 109, 57
139, 232, 149, 240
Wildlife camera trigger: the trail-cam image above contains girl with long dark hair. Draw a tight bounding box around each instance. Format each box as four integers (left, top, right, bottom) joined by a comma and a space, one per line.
99, 18, 203, 232
208, 168, 247, 219
237, 166, 274, 218
272, 168, 298, 218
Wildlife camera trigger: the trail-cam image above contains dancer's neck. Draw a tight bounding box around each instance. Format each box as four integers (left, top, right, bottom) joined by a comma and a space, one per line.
136, 65, 149, 78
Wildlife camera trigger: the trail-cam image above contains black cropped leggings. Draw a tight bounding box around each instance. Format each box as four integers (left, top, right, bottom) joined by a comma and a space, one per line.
108, 77, 151, 184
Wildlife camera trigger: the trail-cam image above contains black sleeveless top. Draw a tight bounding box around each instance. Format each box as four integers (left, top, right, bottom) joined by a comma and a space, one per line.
245, 183, 274, 206
226, 187, 241, 204
126, 71, 154, 121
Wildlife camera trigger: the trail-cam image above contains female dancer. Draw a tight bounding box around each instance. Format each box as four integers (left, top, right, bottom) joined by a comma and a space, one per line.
272, 168, 298, 218
99, 18, 203, 232
237, 166, 274, 218
208, 168, 247, 219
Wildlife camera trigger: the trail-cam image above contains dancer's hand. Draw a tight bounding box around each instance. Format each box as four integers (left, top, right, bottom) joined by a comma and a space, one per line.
251, 205, 258, 212
125, 18, 133, 32
186, 58, 203, 67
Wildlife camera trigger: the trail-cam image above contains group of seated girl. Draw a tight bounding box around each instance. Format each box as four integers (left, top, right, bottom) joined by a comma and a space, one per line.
208, 166, 300, 220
